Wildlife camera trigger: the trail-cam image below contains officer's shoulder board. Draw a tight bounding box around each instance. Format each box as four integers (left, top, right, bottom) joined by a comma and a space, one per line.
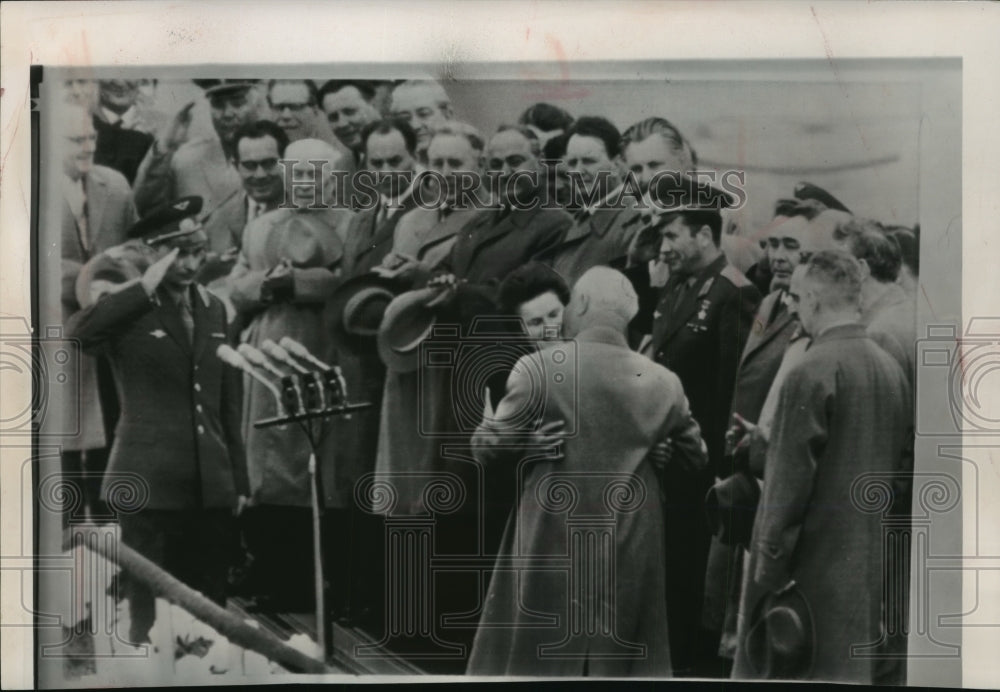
719, 264, 753, 290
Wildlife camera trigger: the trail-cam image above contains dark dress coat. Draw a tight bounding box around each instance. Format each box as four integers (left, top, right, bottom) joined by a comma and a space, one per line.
546, 204, 640, 287
467, 326, 706, 677
443, 205, 572, 288
65, 282, 248, 510
732, 324, 910, 683
333, 194, 422, 502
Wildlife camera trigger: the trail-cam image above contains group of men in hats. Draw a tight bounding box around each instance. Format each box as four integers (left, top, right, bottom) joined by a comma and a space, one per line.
57, 75, 918, 682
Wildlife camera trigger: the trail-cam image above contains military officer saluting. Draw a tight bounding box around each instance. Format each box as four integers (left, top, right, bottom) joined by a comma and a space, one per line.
67, 196, 248, 644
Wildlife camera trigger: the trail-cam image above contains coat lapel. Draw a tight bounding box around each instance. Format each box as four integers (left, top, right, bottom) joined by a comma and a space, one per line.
85, 171, 108, 248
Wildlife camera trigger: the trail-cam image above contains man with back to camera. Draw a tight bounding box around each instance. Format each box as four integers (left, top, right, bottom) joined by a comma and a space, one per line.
731, 251, 910, 684
133, 80, 260, 218
467, 266, 707, 677
66, 196, 248, 644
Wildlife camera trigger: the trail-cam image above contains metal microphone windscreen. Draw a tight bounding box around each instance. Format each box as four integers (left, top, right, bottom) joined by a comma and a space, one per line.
261, 339, 307, 372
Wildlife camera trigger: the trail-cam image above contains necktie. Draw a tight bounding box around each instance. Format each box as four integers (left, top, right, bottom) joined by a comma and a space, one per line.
178, 288, 195, 344
494, 206, 511, 226
439, 205, 453, 222
769, 290, 788, 326
375, 200, 388, 226
78, 176, 91, 255
573, 207, 590, 224
672, 276, 696, 314
249, 200, 262, 221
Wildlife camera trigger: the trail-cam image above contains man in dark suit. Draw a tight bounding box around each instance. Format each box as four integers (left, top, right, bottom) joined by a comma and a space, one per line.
91, 79, 155, 185
198, 120, 289, 293
66, 197, 248, 644
332, 118, 422, 625
546, 116, 641, 286
649, 203, 761, 677
441, 125, 572, 287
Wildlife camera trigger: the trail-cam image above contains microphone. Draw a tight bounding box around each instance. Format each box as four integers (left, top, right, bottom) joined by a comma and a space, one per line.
238, 343, 287, 378
217, 344, 284, 413
261, 339, 309, 374
279, 337, 331, 371
278, 336, 348, 401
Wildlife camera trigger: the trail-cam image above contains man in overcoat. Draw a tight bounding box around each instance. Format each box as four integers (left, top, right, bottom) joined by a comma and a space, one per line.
467, 267, 706, 677
226, 138, 353, 611
66, 196, 248, 643
58, 103, 138, 522
732, 251, 910, 683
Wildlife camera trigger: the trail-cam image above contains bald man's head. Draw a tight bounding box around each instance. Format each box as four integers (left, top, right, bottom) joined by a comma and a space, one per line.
564, 267, 639, 337
284, 138, 345, 208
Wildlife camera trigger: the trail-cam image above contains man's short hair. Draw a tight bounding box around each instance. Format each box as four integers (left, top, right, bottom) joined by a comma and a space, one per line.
498, 261, 571, 315
518, 102, 575, 133
317, 79, 376, 103
834, 218, 902, 283
663, 209, 723, 247
620, 116, 698, 167
360, 117, 419, 155
232, 120, 290, 162
887, 226, 919, 278
804, 250, 863, 312
567, 116, 622, 159
267, 79, 319, 106
542, 132, 570, 161
430, 121, 485, 154
495, 125, 541, 157
391, 80, 451, 108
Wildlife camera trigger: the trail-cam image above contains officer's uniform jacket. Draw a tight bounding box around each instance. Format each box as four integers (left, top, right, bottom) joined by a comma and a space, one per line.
66, 281, 248, 510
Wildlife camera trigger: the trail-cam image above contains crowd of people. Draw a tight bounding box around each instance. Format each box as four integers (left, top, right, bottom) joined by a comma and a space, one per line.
56, 77, 918, 682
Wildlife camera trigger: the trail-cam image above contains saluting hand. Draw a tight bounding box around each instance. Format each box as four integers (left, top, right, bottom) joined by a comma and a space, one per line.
140, 247, 179, 296
159, 101, 196, 152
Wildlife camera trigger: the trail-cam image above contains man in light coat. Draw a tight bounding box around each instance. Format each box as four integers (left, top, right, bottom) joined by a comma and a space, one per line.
467, 267, 707, 677
226, 138, 354, 612
732, 251, 910, 683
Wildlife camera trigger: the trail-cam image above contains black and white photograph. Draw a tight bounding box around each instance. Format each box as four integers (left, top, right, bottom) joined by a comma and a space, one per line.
1, 2, 995, 688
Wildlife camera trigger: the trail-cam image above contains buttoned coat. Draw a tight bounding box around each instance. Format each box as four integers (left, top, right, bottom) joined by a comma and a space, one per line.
732, 324, 910, 683
60, 164, 138, 452
443, 205, 572, 286
228, 207, 353, 507
374, 206, 485, 514
466, 327, 706, 677
65, 282, 248, 510
547, 204, 641, 286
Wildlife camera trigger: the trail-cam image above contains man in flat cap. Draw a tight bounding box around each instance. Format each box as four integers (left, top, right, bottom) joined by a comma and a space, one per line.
66, 196, 248, 644
133, 79, 260, 218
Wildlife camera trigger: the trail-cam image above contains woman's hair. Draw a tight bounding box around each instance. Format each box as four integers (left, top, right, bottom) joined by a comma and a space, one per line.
497, 261, 571, 315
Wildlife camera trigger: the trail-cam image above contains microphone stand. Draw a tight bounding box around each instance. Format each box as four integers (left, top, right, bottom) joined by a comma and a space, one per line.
253, 399, 372, 663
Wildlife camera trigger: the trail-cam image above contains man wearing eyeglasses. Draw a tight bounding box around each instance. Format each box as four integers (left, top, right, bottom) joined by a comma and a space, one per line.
133, 80, 260, 218
58, 103, 138, 526
198, 120, 290, 295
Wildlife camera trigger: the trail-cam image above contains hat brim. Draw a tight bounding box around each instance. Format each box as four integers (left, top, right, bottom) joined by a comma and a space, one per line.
330, 273, 404, 354
377, 287, 449, 374
744, 584, 815, 679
